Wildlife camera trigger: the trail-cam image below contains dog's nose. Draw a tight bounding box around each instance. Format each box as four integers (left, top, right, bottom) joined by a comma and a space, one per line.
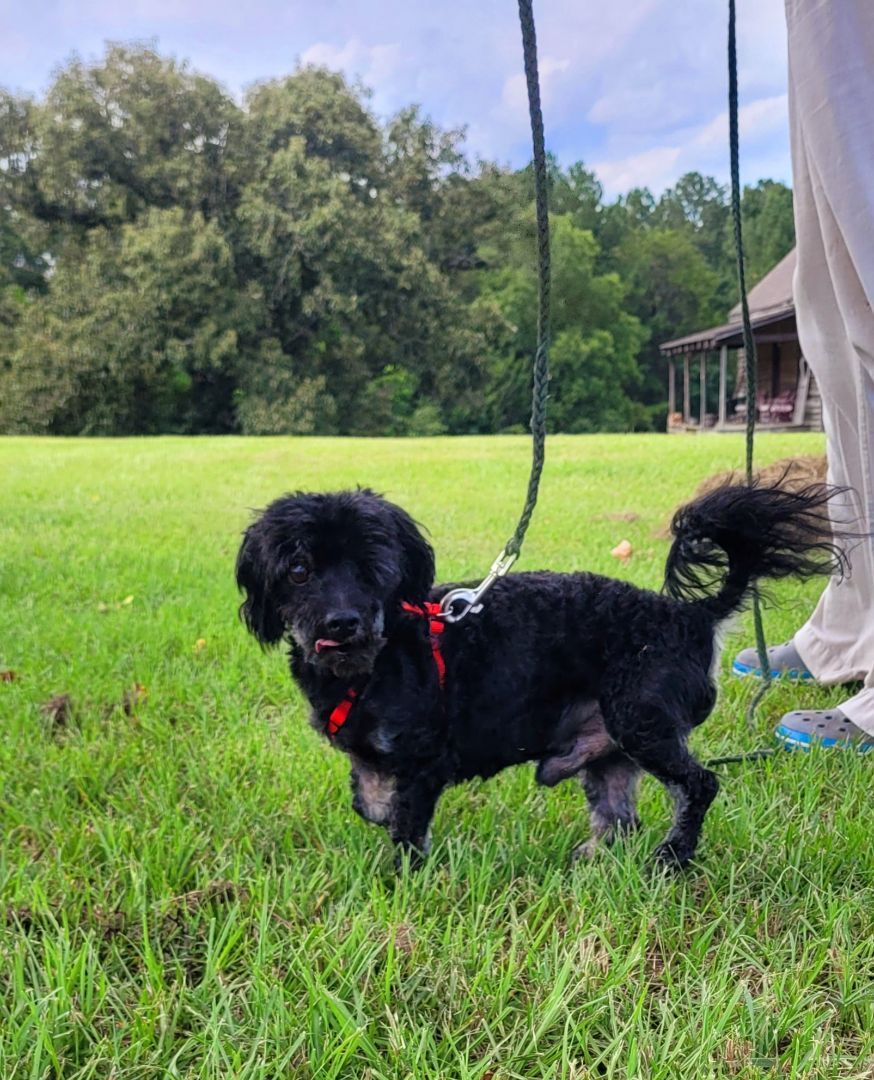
325, 610, 362, 638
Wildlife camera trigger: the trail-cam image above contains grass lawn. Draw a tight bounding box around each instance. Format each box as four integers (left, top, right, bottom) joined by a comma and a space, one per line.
1, 432, 872, 1079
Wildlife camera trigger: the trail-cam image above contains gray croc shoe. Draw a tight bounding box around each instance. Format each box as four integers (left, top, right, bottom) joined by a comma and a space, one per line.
733, 641, 814, 681
775, 708, 873, 752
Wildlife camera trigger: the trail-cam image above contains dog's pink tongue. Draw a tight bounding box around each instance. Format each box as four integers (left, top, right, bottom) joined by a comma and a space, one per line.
315, 639, 341, 654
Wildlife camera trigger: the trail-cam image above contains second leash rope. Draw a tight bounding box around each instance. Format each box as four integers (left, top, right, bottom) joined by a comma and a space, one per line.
728, 0, 773, 724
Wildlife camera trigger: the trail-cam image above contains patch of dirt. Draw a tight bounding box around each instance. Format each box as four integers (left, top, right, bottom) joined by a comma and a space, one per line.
40, 693, 73, 738
93, 906, 127, 940
722, 1038, 757, 1075
5, 904, 38, 931
157, 880, 251, 986
691, 453, 826, 499
393, 923, 415, 955
122, 682, 148, 716
597, 511, 641, 523
9, 825, 43, 862
1, 670, 18, 682
167, 879, 250, 912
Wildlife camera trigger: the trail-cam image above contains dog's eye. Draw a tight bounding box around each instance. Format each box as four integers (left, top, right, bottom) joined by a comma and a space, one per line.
290, 564, 310, 585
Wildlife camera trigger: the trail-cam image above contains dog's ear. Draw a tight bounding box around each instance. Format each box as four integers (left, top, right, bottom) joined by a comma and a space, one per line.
390, 502, 435, 603
235, 523, 285, 647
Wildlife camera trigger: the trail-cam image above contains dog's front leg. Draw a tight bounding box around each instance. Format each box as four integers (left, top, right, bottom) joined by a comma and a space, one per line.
350, 759, 397, 827
389, 771, 445, 870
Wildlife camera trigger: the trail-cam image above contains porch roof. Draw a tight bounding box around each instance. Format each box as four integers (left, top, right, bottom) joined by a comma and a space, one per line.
659, 247, 797, 357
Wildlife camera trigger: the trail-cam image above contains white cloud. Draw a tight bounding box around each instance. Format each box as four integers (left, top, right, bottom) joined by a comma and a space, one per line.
593, 145, 683, 196
489, 56, 573, 152
299, 39, 404, 112
300, 39, 402, 86
585, 0, 790, 195
593, 93, 790, 195
501, 56, 571, 113
694, 93, 788, 153
5, 0, 792, 194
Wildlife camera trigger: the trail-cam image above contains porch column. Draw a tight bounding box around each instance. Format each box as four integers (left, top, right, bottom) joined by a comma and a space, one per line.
683, 354, 691, 424
718, 344, 728, 427
699, 353, 707, 428
668, 359, 676, 418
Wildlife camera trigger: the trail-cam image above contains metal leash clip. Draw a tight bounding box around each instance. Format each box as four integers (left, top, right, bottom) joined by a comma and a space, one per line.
437, 549, 518, 624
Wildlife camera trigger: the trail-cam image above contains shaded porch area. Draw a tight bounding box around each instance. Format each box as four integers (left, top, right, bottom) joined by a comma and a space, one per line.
659, 248, 823, 434
662, 318, 820, 434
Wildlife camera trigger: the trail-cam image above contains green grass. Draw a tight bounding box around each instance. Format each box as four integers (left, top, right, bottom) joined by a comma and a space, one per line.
1, 433, 872, 1079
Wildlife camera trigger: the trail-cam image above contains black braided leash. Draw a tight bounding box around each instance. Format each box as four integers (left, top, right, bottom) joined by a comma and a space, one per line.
728, 0, 775, 734
505, 0, 551, 561
706, 1, 777, 767
443, 0, 778, 769
438, 0, 550, 622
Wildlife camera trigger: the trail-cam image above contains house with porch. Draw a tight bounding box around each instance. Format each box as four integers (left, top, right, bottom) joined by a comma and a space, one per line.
659, 248, 823, 433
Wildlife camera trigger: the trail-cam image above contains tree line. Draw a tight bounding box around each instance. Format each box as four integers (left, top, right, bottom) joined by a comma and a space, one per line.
0, 45, 795, 436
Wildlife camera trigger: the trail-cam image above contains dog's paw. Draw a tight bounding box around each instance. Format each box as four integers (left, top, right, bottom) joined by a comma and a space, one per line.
394, 852, 426, 873
571, 839, 600, 862
393, 841, 429, 873
649, 840, 693, 872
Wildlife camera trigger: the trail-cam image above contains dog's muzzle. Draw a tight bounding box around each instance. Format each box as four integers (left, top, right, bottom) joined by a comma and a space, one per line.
309, 627, 386, 676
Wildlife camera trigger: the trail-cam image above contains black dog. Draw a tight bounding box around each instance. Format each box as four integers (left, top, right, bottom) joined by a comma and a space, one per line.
236, 483, 844, 868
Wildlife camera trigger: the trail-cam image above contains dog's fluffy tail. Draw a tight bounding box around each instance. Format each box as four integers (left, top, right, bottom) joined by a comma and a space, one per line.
664, 481, 851, 620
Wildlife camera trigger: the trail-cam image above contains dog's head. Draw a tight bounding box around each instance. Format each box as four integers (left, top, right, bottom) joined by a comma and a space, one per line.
235, 489, 434, 677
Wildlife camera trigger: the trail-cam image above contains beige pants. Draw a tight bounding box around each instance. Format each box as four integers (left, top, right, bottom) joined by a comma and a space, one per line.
786, 0, 874, 735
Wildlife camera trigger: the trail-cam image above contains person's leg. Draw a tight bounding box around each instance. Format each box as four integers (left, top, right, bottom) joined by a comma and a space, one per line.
739, 2, 874, 740
784, 1, 874, 738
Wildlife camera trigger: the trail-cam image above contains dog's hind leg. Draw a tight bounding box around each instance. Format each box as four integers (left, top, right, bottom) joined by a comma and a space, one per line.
572, 753, 641, 861
536, 700, 616, 787
598, 663, 721, 869
621, 726, 719, 869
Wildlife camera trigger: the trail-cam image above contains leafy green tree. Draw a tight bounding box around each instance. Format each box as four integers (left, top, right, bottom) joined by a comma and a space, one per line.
623, 187, 658, 228
385, 107, 463, 224
724, 179, 795, 290
352, 365, 417, 436
0, 46, 241, 234
236, 135, 477, 431
244, 68, 382, 187
0, 40, 796, 438
383, 110, 515, 290
236, 72, 487, 434
616, 227, 721, 408
549, 328, 641, 432
0, 209, 263, 433
234, 340, 336, 435
0, 206, 45, 333
0, 205, 46, 293
657, 173, 728, 246
549, 161, 604, 236
481, 214, 644, 432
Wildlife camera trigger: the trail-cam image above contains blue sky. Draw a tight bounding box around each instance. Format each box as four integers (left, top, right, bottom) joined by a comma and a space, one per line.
1, 0, 791, 196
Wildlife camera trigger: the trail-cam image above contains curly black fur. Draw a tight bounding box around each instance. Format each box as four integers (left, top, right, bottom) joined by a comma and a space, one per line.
236, 482, 847, 869
665, 480, 849, 619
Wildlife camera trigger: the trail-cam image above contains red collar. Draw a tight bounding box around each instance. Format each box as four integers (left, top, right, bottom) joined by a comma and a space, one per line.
326, 601, 446, 739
